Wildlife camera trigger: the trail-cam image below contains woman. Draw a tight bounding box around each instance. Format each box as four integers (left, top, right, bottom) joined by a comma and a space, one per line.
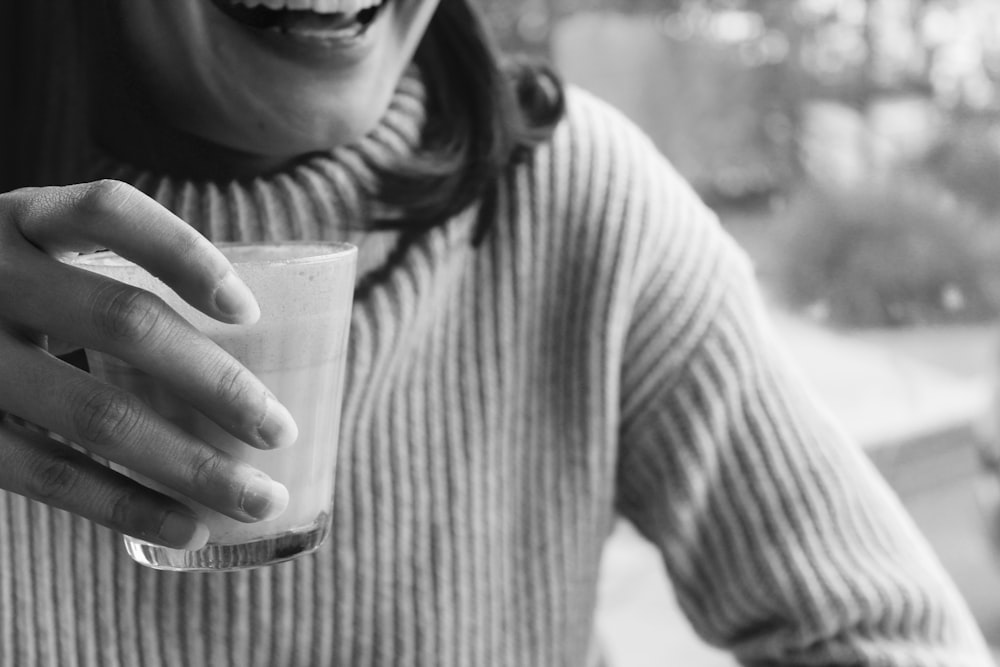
0, 0, 993, 665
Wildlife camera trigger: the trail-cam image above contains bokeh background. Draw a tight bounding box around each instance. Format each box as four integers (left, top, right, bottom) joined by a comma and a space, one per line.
477, 0, 1000, 663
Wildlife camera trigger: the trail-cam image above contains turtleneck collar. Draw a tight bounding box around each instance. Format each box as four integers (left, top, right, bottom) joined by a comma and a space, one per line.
91, 67, 426, 230
89, 68, 429, 279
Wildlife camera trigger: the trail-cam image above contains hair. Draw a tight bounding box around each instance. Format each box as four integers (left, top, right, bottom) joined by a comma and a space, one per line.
0, 1, 95, 191
2, 0, 565, 249
375, 0, 566, 243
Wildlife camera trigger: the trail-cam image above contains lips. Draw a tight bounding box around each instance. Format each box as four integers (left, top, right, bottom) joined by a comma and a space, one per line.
208, 0, 388, 40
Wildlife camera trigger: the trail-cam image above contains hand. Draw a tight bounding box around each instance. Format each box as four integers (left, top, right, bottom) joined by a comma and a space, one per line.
0, 180, 297, 550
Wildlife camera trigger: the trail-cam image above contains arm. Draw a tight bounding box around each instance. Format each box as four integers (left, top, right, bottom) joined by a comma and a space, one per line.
613, 170, 993, 665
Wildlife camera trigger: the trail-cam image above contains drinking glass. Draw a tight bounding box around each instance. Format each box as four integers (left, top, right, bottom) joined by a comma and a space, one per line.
72, 242, 357, 571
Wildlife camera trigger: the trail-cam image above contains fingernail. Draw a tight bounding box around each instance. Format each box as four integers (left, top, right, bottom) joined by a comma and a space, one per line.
239, 474, 289, 521
213, 271, 260, 324
257, 396, 298, 450
158, 511, 210, 550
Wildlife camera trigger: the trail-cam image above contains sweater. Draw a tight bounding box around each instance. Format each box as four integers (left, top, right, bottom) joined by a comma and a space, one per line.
0, 72, 994, 667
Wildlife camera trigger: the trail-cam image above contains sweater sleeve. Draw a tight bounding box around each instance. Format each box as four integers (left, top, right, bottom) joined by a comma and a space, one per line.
611, 133, 994, 665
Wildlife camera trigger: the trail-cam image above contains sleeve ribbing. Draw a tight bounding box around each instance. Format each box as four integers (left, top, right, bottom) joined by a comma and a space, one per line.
611, 133, 994, 665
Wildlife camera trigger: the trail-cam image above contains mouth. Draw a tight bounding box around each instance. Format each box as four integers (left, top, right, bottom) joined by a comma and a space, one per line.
208, 0, 390, 42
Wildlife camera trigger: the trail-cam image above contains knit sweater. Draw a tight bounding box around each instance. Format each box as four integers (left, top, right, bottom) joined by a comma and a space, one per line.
1, 73, 994, 667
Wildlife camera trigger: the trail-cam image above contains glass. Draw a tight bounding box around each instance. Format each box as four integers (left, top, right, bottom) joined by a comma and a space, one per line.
71, 242, 357, 571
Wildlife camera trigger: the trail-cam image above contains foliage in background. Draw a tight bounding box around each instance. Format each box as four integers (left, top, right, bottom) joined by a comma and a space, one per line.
915, 116, 1000, 215
488, 0, 1000, 329
488, 0, 1000, 200
771, 175, 1000, 328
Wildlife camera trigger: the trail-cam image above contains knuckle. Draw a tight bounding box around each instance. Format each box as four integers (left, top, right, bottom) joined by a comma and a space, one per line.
108, 488, 143, 532
25, 457, 80, 504
0, 191, 28, 228
190, 451, 228, 491
73, 385, 143, 448
76, 179, 136, 217
171, 229, 205, 262
92, 283, 166, 346
213, 362, 255, 414
0, 187, 53, 238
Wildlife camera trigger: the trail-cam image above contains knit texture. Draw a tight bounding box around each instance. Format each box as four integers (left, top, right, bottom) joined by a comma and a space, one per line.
1, 74, 995, 666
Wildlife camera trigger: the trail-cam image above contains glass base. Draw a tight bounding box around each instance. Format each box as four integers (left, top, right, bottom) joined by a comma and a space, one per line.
124, 514, 331, 572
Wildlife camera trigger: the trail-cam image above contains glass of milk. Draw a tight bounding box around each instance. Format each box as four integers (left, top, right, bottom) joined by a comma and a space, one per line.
72, 242, 357, 571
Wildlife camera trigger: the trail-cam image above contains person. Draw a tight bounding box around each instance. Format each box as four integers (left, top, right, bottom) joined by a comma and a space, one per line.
0, 0, 994, 665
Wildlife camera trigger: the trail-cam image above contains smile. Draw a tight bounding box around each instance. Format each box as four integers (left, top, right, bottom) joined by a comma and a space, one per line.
208, 0, 390, 42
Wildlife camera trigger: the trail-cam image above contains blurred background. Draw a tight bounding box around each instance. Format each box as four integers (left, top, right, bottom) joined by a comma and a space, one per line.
478, 0, 1000, 663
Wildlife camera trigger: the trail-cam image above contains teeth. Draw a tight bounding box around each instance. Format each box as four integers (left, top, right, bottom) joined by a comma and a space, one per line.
227, 0, 381, 14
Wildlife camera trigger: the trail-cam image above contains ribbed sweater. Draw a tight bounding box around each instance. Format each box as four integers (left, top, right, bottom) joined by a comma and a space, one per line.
1, 72, 994, 667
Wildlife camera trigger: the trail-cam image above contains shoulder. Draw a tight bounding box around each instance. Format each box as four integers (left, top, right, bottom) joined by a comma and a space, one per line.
550, 84, 689, 198
513, 82, 746, 279
520, 84, 720, 247
556, 83, 657, 153
500, 83, 754, 348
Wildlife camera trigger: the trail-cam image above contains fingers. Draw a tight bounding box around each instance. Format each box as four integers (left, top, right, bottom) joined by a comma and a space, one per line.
0, 420, 210, 550
0, 193, 298, 451
0, 181, 293, 540
1, 180, 260, 325
0, 333, 289, 524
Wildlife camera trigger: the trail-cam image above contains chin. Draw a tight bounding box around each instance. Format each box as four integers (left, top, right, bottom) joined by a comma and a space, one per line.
116, 0, 439, 157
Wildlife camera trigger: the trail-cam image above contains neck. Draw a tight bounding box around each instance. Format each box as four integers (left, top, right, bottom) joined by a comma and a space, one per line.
92, 87, 308, 181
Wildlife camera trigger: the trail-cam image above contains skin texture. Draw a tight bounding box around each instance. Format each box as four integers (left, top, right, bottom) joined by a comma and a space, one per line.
113, 0, 441, 158
0, 181, 289, 549
0, 0, 440, 547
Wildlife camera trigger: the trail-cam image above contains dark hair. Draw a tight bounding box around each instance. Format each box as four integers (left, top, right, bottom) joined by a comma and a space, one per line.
4, 0, 564, 247
86, 0, 565, 246
375, 0, 565, 243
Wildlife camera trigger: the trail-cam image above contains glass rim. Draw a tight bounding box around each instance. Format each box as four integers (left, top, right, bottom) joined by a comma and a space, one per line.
71, 241, 357, 269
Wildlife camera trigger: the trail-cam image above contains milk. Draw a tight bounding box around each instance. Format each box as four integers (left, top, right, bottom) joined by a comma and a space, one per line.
75, 242, 357, 568
89, 338, 346, 544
